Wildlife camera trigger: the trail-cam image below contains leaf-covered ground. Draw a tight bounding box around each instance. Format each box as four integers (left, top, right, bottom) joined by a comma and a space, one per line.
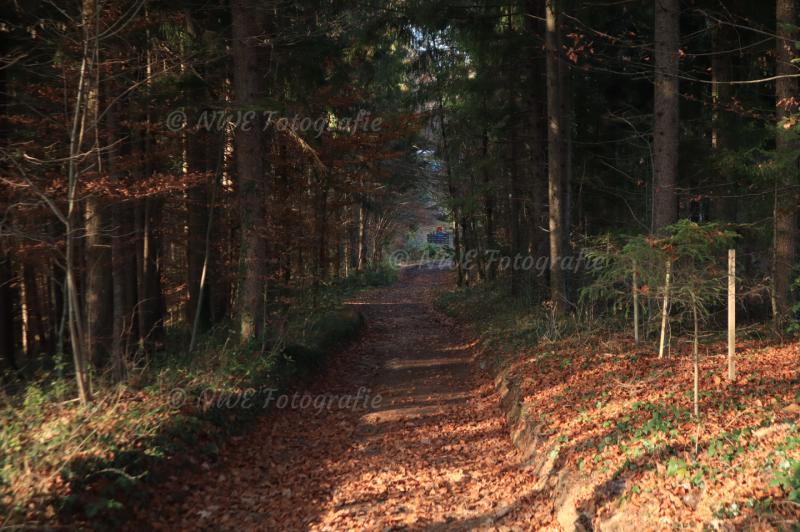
443, 279, 800, 530
133, 267, 799, 530
503, 334, 799, 529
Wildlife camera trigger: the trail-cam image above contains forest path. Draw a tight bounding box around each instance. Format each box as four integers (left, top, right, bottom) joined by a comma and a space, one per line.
142, 267, 543, 530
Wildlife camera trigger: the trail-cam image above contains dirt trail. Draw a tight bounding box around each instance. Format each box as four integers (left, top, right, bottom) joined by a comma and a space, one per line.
142, 267, 547, 530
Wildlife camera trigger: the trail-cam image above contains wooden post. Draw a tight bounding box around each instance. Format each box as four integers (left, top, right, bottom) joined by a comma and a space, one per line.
692, 294, 700, 418
632, 260, 640, 344
727, 249, 736, 380
658, 258, 671, 359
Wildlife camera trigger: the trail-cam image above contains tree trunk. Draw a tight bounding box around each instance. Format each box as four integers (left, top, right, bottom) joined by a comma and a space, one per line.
773, 0, 798, 323
652, 0, 680, 230
358, 200, 370, 271
525, 0, 548, 297
0, 243, 17, 371
134, 198, 164, 351
185, 12, 214, 334
21, 263, 45, 360
709, 18, 737, 222
692, 294, 699, 418
84, 199, 113, 367
558, 11, 573, 279
439, 103, 463, 285
509, 101, 525, 294
315, 183, 329, 284
190, 167, 219, 353
232, 0, 267, 343
186, 152, 212, 333
546, 0, 566, 315
481, 128, 497, 281
658, 258, 672, 358
108, 96, 127, 382
81, 0, 112, 368
348, 203, 359, 273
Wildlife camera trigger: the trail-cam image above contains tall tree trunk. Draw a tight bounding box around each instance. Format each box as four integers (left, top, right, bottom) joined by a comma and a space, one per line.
0, 243, 17, 371
0, 35, 13, 373
185, 12, 213, 333
82, 0, 112, 368
526, 0, 549, 298
315, 183, 329, 284
709, 18, 736, 222
21, 263, 45, 360
774, 0, 799, 323
546, 0, 567, 315
190, 161, 220, 353
357, 200, 370, 271
64, 0, 95, 402
439, 103, 463, 285
232, 0, 267, 343
132, 20, 164, 353
652, 0, 680, 230
481, 128, 497, 281
509, 110, 525, 294
84, 199, 113, 367
346, 203, 356, 274
135, 198, 164, 350
108, 95, 127, 382
211, 99, 235, 320
558, 19, 573, 297
48, 224, 65, 357
186, 151, 212, 332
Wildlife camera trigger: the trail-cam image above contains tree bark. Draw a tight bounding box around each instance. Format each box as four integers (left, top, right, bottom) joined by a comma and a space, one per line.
186, 153, 212, 332
232, 0, 267, 343
439, 103, 463, 285
0, 243, 17, 371
692, 294, 699, 418
82, 0, 112, 367
709, 18, 736, 222
21, 263, 46, 360
481, 128, 497, 281
509, 108, 525, 294
358, 199, 370, 271
108, 95, 127, 382
315, 183, 329, 284
525, 0, 548, 297
546, 0, 566, 315
658, 258, 672, 358
652, 0, 680, 230
773, 0, 798, 323
185, 12, 213, 333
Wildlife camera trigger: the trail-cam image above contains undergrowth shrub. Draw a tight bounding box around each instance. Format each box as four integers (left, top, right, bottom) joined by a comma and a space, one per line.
581, 220, 738, 339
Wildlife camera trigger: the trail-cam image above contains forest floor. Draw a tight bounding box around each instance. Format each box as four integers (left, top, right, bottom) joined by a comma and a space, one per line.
132, 266, 799, 531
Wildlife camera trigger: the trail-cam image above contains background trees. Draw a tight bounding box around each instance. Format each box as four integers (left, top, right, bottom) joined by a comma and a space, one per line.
0, 0, 798, 398
412, 0, 797, 329
0, 0, 421, 398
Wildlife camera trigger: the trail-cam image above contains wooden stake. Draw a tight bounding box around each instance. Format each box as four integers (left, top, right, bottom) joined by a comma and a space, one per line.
658, 258, 671, 359
727, 249, 736, 380
633, 260, 640, 344
692, 295, 700, 418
